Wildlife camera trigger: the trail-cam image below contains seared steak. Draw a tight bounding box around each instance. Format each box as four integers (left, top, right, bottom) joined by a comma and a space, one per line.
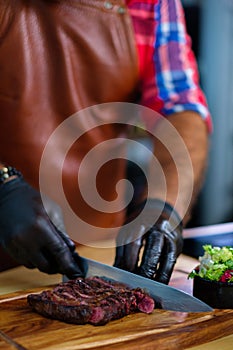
27, 276, 155, 326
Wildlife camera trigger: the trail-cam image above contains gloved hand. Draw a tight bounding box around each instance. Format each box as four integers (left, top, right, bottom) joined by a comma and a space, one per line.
114, 199, 183, 284
0, 177, 83, 278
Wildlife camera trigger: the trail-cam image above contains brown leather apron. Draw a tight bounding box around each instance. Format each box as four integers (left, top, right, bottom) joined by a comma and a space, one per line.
0, 0, 139, 243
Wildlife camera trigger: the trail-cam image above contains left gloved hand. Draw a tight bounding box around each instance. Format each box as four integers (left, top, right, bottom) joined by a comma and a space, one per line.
114, 199, 183, 284
42, 194, 75, 252
0, 178, 83, 278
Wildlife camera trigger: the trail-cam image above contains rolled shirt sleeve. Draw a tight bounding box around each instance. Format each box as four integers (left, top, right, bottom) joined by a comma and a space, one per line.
127, 0, 212, 132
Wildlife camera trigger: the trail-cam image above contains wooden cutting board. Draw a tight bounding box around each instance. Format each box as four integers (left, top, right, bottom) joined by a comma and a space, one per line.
0, 287, 233, 350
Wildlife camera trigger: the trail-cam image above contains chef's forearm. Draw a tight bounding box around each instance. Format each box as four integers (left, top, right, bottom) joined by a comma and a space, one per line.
146, 111, 209, 225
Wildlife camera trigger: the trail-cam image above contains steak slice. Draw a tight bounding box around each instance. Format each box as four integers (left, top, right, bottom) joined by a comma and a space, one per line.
27, 276, 155, 326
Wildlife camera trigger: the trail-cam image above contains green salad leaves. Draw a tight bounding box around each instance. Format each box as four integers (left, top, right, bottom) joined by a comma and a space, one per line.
189, 245, 233, 283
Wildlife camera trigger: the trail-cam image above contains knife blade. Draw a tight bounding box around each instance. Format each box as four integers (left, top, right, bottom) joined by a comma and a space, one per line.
64, 255, 213, 313
0, 330, 28, 350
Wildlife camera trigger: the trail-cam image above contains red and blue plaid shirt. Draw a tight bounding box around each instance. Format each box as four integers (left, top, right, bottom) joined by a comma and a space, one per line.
127, 0, 212, 131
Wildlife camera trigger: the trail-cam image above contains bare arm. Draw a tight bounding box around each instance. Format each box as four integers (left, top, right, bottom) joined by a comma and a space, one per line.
147, 111, 209, 225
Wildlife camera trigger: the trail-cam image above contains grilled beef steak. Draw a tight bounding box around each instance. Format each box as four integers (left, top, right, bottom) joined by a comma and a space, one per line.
27, 276, 155, 326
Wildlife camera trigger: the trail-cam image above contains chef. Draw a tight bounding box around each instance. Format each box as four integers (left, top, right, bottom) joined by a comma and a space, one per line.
0, 0, 211, 284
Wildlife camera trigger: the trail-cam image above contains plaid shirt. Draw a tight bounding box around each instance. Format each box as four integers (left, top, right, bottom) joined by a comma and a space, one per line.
127, 0, 212, 131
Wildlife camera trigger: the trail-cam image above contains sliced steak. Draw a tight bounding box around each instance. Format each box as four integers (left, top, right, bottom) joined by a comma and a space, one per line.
27, 276, 155, 326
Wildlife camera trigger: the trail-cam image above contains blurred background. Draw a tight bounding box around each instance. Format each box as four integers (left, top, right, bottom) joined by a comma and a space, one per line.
181, 0, 233, 227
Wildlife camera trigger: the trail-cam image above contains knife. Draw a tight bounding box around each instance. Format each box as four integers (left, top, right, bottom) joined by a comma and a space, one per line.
0, 330, 28, 350
64, 255, 213, 313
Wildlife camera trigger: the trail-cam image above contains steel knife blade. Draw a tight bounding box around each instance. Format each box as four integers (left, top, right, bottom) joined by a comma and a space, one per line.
64, 255, 213, 313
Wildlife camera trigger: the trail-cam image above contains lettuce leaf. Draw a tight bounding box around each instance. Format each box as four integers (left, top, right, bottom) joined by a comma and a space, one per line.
188, 245, 233, 283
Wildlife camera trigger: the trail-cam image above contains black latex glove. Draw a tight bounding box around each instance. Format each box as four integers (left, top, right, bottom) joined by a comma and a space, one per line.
114, 199, 183, 284
0, 177, 83, 278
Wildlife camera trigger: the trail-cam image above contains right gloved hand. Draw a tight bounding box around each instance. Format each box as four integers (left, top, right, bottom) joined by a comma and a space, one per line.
0, 177, 83, 278
114, 199, 183, 284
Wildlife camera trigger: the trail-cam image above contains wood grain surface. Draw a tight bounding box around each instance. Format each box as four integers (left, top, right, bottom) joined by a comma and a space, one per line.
0, 288, 233, 350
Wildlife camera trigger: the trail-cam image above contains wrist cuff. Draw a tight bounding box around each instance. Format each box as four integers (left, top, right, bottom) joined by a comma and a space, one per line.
132, 198, 183, 228
147, 199, 182, 225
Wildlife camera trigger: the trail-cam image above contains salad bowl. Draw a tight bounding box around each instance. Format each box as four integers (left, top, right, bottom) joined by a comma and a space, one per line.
189, 245, 233, 309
